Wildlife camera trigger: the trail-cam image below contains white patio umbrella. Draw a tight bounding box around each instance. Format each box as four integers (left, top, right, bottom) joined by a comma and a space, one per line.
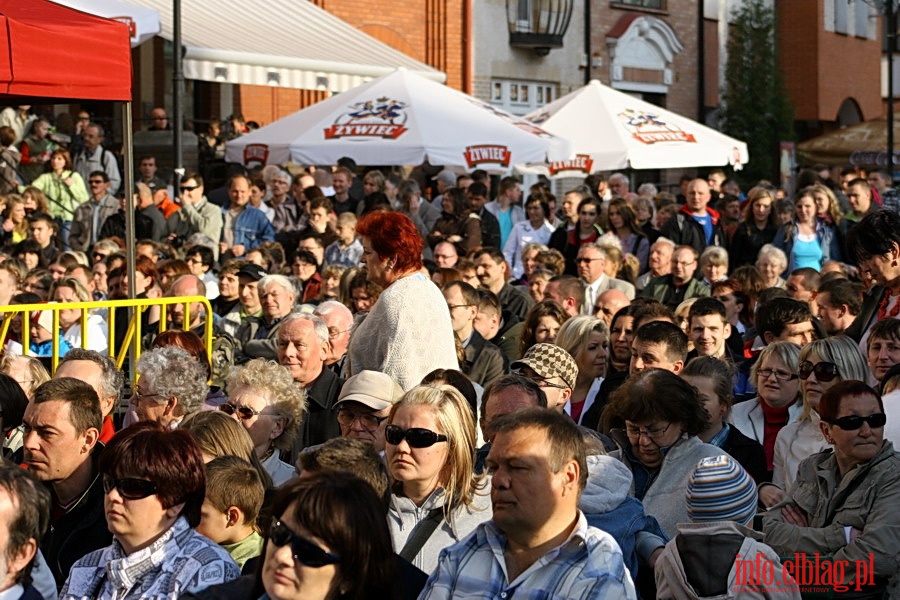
519, 79, 749, 177
225, 68, 570, 171
52, 0, 160, 47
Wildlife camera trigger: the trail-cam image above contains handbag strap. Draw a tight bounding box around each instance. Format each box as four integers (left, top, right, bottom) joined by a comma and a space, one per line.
399, 507, 444, 562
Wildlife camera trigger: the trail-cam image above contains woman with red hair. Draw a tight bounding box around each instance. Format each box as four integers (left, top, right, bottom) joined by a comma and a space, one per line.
347, 211, 457, 390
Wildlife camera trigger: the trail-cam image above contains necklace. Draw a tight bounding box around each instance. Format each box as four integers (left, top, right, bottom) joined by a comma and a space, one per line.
877, 289, 900, 320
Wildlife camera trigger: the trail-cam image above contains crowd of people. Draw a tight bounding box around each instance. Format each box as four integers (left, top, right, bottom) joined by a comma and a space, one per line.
0, 106, 899, 599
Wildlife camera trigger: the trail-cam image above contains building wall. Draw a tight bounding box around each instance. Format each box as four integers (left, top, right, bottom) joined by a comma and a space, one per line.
587, 0, 700, 118
472, 0, 586, 112
777, 0, 881, 125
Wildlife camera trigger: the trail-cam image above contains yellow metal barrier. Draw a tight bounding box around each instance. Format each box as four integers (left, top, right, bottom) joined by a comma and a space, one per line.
0, 296, 214, 378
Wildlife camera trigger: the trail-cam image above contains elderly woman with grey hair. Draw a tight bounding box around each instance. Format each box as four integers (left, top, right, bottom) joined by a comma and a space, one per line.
221, 358, 306, 485
132, 346, 208, 429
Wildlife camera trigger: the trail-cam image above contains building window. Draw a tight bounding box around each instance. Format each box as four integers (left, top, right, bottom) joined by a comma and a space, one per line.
612, 0, 665, 10
834, 0, 849, 34
490, 80, 555, 115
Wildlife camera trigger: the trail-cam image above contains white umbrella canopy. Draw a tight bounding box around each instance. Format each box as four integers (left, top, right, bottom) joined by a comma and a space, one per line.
520, 80, 749, 177
52, 0, 160, 47
225, 68, 570, 171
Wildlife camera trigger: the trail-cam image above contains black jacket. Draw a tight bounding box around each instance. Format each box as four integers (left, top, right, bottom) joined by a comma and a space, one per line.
845, 285, 884, 343
723, 424, 768, 484
294, 367, 344, 454
463, 330, 507, 387
41, 447, 111, 588
660, 209, 726, 257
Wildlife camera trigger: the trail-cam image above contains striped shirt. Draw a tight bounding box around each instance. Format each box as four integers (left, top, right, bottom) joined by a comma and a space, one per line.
418, 511, 636, 600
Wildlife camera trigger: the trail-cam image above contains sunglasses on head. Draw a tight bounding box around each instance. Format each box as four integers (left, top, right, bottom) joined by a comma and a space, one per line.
798, 361, 840, 382
827, 413, 886, 431
218, 402, 264, 420
269, 519, 340, 567
102, 475, 158, 500
384, 425, 448, 448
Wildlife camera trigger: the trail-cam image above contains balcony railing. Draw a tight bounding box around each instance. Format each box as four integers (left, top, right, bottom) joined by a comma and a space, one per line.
507, 0, 574, 56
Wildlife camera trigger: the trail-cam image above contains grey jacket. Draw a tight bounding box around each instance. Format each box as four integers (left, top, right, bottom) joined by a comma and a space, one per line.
612, 434, 726, 538
388, 486, 492, 575
763, 441, 900, 597
656, 521, 799, 600
167, 197, 224, 254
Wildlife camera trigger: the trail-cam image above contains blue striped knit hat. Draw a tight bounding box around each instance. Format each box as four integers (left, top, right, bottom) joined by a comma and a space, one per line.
686, 455, 757, 526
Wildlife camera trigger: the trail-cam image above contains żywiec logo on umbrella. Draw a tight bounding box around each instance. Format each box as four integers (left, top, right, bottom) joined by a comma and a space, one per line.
548, 154, 594, 176
619, 109, 697, 145
463, 145, 512, 169
243, 144, 270, 168
324, 98, 409, 139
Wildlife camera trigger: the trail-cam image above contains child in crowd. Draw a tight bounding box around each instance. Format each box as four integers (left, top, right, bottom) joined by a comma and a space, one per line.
196, 455, 265, 571
654, 455, 799, 599
324, 212, 363, 267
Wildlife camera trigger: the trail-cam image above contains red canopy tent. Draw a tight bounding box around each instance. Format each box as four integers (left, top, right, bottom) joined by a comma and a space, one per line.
0, 0, 132, 101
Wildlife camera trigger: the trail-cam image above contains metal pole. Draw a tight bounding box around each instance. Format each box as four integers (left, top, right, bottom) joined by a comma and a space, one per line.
121, 101, 137, 378
889, 0, 896, 184
583, 0, 590, 86
173, 0, 184, 186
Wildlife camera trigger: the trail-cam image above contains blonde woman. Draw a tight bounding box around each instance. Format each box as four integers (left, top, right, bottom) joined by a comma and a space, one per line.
555, 315, 609, 427
221, 358, 306, 486
50, 276, 108, 353
764, 336, 869, 505
385, 384, 490, 573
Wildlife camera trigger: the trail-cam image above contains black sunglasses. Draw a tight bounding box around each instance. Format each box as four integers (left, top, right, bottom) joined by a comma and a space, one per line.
798, 361, 840, 382
384, 425, 448, 448
180, 184, 200, 192
269, 519, 340, 567
102, 475, 158, 500
827, 413, 886, 431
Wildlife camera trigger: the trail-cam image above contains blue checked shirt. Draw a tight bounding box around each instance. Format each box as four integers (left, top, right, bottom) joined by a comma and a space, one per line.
418, 511, 636, 600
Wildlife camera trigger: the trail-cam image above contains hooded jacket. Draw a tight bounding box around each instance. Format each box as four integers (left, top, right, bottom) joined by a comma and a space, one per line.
580, 454, 668, 582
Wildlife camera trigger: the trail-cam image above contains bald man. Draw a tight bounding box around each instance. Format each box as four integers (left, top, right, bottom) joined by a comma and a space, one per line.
593, 289, 629, 328
659, 179, 726, 255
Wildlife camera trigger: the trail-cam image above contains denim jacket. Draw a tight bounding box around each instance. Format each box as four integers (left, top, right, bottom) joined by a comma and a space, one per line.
229, 206, 274, 250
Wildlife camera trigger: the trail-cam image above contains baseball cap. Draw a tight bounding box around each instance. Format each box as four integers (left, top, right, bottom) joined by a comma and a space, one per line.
510, 343, 578, 390
336, 370, 404, 412
237, 263, 267, 282
432, 169, 457, 187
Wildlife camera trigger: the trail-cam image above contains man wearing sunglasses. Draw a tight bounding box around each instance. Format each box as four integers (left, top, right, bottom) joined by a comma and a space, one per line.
21, 378, 111, 588
423, 408, 637, 598
334, 370, 404, 453
69, 170, 118, 253
166, 172, 223, 259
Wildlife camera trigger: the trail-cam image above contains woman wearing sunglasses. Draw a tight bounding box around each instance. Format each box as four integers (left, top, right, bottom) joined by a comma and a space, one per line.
60, 421, 240, 599
764, 336, 869, 507
385, 384, 490, 573
764, 381, 900, 597
220, 358, 305, 486
729, 341, 803, 481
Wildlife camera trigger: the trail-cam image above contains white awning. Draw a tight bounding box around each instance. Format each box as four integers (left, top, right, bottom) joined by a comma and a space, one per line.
121, 0, 446, 93
52, 0, 160, 47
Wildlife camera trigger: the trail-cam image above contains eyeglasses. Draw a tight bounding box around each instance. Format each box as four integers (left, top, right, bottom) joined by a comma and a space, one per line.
673, 260, 696, 267
102, 475, 158, 500
93, 252, 108, 259
447, 303, 474, 310
328, 327, 351, 339
384, 425, 448, 448
336, 408, 387, 431
513, 369, 568, 390
180, 184, 200, 192
757, 368, 799, 382
827, 413, 886, 431
269, 519, 341, 567
575, 257, 602, 264
625, 423, 672, 442
131, 389, 163, 403
798, 361, 840, 382
219, 402, 271, 420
